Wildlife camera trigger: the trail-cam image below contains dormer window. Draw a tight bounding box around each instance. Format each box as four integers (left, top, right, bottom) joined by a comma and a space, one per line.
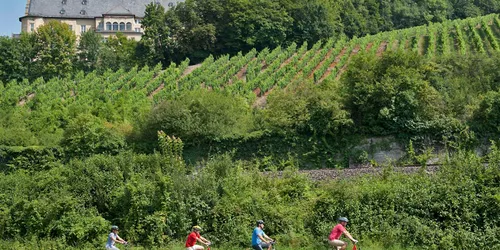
62, 0, 67, 4
82, 0, 88, 5
168, 2, 174, 7
80, 10, 87, 15
60, 9, 66, 14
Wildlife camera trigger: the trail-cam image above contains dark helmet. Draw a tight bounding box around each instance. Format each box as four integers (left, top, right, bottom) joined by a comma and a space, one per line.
256, 220, 265, 226
111, 225, 119, 231
338, 217, 349, 223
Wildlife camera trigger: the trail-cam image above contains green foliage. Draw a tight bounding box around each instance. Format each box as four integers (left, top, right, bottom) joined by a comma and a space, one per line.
61, 113, 126, 158
264, 81, 352, 137
77, 30, 102, 73
144, 89, 253, 144
471, 90, 500, 137
33, 21, 76, 79
343, 51, 444, 135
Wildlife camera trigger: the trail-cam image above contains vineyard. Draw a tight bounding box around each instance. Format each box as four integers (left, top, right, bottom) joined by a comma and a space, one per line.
3, 14, 500, 118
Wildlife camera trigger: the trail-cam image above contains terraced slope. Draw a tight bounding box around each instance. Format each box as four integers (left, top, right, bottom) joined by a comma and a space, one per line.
4, 14, 500, 115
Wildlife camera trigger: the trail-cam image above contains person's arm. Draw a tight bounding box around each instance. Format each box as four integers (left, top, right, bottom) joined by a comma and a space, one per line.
342, 230, 357, 243
258, 233, 272, 243
198, 235, 211, 245
262, 233, 273, 242
116, 235, 127, 244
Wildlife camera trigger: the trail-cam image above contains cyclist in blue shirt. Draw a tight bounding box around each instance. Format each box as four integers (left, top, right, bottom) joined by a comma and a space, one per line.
251, 220, 274, 250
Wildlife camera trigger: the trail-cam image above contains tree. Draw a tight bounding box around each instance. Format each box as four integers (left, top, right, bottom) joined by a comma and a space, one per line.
343, 51, 444, 135
139, 3, 171, 66
98, 33, 138, 72
33, 21, 76, 79
172, 1, 217, 62
77, 30, 102, 72
61, 113, 125, 158
285, 0, 336, 46
0, 33, 37, 83
214, 0, 292, 54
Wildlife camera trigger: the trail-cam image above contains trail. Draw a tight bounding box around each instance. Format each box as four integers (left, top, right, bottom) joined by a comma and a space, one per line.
272, 165, 440, 181
318, 47, 348, 82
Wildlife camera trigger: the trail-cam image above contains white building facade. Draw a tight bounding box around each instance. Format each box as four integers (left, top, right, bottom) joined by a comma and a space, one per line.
20, 0, 183, 40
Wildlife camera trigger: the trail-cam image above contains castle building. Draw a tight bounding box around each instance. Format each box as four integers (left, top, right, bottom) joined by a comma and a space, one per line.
20, 0, 183, 40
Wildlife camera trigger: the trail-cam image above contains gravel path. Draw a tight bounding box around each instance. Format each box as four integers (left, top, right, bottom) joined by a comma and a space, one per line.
275, 165, 440, 181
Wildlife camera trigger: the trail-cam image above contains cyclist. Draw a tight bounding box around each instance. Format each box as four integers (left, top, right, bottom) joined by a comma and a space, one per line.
252, 220, 275, 250
186, 225, 211, 250
105, 225, 128, 250
328, 217, 358, 250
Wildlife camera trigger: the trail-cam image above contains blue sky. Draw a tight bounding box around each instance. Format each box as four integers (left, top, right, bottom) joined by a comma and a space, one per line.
0, 1, 26, 36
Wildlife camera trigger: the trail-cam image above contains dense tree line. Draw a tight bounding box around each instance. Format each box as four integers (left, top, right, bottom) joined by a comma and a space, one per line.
139, 0, 500, 65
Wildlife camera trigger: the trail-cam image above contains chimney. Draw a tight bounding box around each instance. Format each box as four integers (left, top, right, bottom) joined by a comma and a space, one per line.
25, 0, 31, 15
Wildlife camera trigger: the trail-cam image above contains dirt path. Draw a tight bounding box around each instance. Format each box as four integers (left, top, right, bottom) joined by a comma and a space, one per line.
318, 47, 348, 82
376, 41, 388, 57
365, 42, 374, 52
182, 64, 202, 77
309, 48, 335, 78
18, 93, 36, 106
148, 83, 164, 98
335, 45, 361, 80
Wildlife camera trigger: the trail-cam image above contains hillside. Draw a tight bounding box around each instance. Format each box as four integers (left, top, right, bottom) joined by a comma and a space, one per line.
4, 13, 500, 250
4, 14, 500, 114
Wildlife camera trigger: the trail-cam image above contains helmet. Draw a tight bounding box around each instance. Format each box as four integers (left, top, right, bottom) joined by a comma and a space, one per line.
338, 217, 349, 223
111, 225, 119, 231
192, 225, 202, 231
256, 220, 265, 226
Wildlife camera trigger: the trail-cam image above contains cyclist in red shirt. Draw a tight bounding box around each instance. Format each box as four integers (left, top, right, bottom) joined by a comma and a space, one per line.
328, 217, 358, 250
185, 226, 211, 250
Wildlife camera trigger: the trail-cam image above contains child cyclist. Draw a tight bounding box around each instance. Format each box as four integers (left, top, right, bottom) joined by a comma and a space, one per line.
105, 225, 128, 250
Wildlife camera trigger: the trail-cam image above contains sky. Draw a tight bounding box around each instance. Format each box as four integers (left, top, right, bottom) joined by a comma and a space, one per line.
0, 0, 26, 36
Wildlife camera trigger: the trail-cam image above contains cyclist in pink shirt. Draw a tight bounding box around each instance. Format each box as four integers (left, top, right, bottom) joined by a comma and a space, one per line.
328, 217, 358, 250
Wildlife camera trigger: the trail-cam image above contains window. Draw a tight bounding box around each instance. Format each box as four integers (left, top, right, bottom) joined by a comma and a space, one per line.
119, 22, 125, 31
168, 2, 174, 7
82, 0, 88, 5
135, 28, 141, 32
126, 22, 132, 31
98, 22, 103, 31
81, 25, 86, 33
60, 9, 66, 14
106, 22, 112, 31
69, 25, 73, 31
80, 10, 86, 15
112, 22, 118, 31
30, 23, 34, 32
135, 19, 141, 24
62, 0, 67, 4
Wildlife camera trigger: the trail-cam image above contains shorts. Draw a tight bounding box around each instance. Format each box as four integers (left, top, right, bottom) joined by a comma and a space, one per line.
252, 242, 271, 250
186, 245, 204, 250
329, 239, 346, 249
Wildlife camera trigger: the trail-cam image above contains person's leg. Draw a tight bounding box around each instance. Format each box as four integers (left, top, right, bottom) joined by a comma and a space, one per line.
252, 244, 263, 250
329, 240, 345, 250
193, 245, 204, 250
259, 242, 271, 250
340, 242, 347, 250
